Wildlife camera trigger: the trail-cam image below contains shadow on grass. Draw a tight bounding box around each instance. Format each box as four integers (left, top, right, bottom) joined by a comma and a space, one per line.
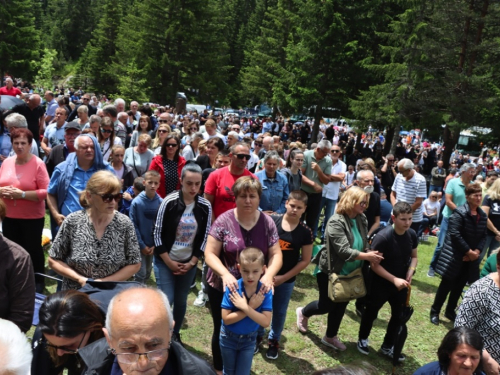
290, 288, 307, 302
254, 348, 317, 374
343, 309, 389, 330
411, 278, 439, 294
296, 270, 319, 288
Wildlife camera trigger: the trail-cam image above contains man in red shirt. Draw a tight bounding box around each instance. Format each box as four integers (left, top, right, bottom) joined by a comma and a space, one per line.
0, 78, 22, 97
204, 142, 256, 220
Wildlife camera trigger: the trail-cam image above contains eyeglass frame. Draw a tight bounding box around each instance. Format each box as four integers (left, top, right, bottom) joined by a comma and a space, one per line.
43, 331, 87, 355
111, 342, 171, 364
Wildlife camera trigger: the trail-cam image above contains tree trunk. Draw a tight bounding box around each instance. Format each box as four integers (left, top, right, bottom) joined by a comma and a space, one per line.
310, 104, 322, 147
441, 125, 460, 169
384, 125, 395, 155
389, 126, 400, 155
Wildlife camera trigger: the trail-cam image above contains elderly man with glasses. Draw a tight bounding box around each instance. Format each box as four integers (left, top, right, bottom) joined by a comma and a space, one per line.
78, 287, 215, 374
67, 93, 98, 122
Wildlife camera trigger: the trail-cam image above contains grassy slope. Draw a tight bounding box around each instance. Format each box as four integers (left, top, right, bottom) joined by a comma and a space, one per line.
39, 231, 450, 374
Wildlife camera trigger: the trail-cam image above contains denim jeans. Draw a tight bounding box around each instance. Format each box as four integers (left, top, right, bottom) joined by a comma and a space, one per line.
220, 325, 257, 375
481, 235, 500, 261
135, 253, 153, 284
320, 197, 337, 239
153, 255, 197, 334
428, 185, 443, 196
430, 216, 449, 270
268, 281, 295, 342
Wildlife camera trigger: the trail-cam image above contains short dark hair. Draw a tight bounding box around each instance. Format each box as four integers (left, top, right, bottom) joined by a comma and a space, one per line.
217, 149, 230, 158
392, 201, 412, 217
288, 190, 308, 205
206, 136, 225, 152
487, 170, 498, 178
133, 177, 145, 191
465, 182, 482, 196
437, 327, 483, 369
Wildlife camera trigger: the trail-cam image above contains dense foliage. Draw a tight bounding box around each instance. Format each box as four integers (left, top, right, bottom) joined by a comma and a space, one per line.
2, 0, 500, 141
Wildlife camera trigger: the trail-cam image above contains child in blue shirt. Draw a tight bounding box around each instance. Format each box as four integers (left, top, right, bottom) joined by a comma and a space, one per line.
129, 171, 162, 284
120, 177, 144, 216
220, 247, 273, 375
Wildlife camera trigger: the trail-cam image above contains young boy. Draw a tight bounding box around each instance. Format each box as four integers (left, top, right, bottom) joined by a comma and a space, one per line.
120, 177, 144, 216
357, 201, 418, 362
129, 171, 162, 284
220, 247, 273, 375
262, 191, 313, 359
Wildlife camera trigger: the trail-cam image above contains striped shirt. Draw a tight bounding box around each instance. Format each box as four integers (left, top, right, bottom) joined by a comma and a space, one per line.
391, 171, 427, 222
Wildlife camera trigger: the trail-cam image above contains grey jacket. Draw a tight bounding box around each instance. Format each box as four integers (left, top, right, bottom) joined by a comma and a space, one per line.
430, 166, 447, 186
315, 212, 369, 274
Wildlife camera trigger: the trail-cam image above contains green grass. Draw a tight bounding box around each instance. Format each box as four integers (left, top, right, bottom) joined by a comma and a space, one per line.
37, 217, 449, 374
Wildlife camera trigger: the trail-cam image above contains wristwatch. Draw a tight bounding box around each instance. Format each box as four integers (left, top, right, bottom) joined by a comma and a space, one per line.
21, 191, 26, 199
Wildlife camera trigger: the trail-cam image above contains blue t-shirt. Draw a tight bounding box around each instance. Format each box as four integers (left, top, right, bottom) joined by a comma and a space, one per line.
221, 278, 272, 335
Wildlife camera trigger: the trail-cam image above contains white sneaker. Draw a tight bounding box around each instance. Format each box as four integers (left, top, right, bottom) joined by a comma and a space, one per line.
193, 290, 208, 307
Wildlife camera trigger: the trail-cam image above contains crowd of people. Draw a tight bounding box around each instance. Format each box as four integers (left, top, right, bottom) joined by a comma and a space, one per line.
1, 80, 500, 375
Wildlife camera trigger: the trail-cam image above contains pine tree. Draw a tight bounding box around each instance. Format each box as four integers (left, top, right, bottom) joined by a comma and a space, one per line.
0, 0, 41, 79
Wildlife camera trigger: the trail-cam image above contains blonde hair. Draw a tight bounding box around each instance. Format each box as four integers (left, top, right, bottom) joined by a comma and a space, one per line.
487, 178, 500, 201
239, 247, 265, 266
336, 186, 370, 215
152, 125, 171, 149
79, 171, 122, 208
138, 133, 152, 146
198, 139, 207, 154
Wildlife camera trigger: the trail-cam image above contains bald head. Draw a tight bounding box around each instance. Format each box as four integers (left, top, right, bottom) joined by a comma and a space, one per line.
28, 94, 41, 109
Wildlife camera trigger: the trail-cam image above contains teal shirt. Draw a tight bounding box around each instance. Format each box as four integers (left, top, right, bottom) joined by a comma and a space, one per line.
339, 219, 364, 275
442, 177, 469, 218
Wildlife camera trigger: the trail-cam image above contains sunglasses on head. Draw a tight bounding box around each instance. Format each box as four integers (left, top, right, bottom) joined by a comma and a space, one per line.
100, 128, 112, 133
99, 193, 122, 203
236, 154, 251, 160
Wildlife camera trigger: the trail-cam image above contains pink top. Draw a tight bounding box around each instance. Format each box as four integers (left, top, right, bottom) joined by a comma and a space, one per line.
0, 156, 49, 219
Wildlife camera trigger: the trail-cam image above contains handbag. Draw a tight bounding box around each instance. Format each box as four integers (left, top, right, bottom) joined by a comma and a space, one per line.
326, 243, 366, 302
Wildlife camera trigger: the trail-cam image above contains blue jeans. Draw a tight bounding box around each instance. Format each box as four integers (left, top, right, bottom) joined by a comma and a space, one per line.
153, 255, 197, 334
481, 235, 500, 261
135, 253, 153, 284
268, 281, 295, 342
430, 216, 449, 270
320, 197, 337, 239
220, 326, 257, 375
428, 185, 443, 196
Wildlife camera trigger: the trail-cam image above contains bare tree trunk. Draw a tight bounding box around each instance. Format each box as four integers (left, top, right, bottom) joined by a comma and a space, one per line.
441, 125, 460, 169
384, 126, 395, 155
390, 126, 400, 155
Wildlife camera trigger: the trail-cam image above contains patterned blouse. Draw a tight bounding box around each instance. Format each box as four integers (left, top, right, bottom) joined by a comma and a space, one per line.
49, 210, 141, 290
455, 275, 500, 362
162, 158, 178, 196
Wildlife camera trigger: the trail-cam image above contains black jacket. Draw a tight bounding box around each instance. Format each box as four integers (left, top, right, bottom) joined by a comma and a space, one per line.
79, 338, 216, 375
153, 191, 212, 260
436, 203, 487, 281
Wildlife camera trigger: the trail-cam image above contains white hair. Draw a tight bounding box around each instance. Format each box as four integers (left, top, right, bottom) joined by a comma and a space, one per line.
317, 139, 332, 151
357, 169, 374, 181
0, 319, 32, 375
5, 113, 27, 128
398, 158, 414, 170
74, 134, 93, 150
460, 163, 476, 174
114, 98, 126, 106
105, 287, 174, 338
227, 131, 239, 138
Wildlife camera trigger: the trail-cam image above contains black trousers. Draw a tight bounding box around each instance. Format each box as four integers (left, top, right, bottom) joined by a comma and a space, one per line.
3, 217, 45, 285
431, 262, 471, 315
206, 283, 224, 371
303, 190, 322, 238
302, 272, 349, 338
358, 281, 407, 347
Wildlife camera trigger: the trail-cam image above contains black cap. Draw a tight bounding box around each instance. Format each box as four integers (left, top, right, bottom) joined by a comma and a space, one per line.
65, 121, 81, 132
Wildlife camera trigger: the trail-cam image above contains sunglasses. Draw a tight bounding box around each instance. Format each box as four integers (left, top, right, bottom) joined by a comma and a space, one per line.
159, 120, 169, 123
165, 143, 178, 148
82, 98, 90, 101
190, 128, 198, 131
254, 142, 262, 147
158, 129, 169, 133
331, 150, 340, 153
99, 193, 123, 203
100, 128, 112, 133
236, 154, 251, 160
43, 332, 87, 355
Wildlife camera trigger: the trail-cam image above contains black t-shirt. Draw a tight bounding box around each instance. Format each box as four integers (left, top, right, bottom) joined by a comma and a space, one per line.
482, 195, 500, 236
271, 214, 313, 283
370, 226, 417, 286
12, 103, 45, 137
365, 192, 381, 230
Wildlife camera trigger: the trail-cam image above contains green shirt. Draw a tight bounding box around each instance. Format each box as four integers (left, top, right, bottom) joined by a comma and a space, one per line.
339, 218, 364, 275
442, 177, 469, 218
300, 149, 332, 194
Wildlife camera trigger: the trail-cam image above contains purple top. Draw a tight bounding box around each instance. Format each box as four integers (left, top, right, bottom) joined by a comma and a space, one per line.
207, 210, 279, 291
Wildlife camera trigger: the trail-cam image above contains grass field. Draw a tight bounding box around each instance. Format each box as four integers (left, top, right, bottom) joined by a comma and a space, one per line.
38, 235, 453, 375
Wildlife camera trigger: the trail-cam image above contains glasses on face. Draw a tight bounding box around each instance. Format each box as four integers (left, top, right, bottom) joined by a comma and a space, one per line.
44, 332, 87, 355
82, 98, 90, 101
190, 128, 197, 131
254, 142, 262, 147
359, 201, 368, 207
331, 149, 340, 153
101, 128, 112, 134
98, 193, 123, 203
159, 119, 169, 123
232, 128, 240, 131
111, 345, 171, 365
158, 129, 169, 134
431, 195, 438, 199
66, 132, 80, 138
236, 154, 251, 160
165, 143, 178, 148
387, 159, 394, 162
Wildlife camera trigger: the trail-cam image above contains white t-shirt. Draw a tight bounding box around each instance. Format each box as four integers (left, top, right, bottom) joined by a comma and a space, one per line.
114, 165, 124, 179
170, 202, 198, 262
322, 159, 347, 200
423, 198, 440, 216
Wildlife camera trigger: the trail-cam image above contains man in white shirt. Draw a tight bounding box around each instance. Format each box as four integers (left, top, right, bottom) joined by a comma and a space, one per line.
319, 144, 346, 242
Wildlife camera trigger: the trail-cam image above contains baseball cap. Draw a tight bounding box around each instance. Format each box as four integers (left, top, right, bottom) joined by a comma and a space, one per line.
65, 121, 81, 132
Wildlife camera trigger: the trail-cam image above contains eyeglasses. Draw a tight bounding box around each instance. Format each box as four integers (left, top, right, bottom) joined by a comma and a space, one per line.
359, 201, 368, 207
66, 132, 81, 138
254, 142, 262, 147
431, 195, 438, 199
111, 345, 171, 365
100, 128, 112, 134
165, 143, 178, 148
232, 128, 240, 131
159, 120, 169, 123
387, 159, 394, 162
82, 98, 90, 101
43, 332, 87, 354
331, 149, 340, 153
98, 193, 123, 203
235, 154, 251, 160
190, 128, 198, 131
158, 129, 169, 134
